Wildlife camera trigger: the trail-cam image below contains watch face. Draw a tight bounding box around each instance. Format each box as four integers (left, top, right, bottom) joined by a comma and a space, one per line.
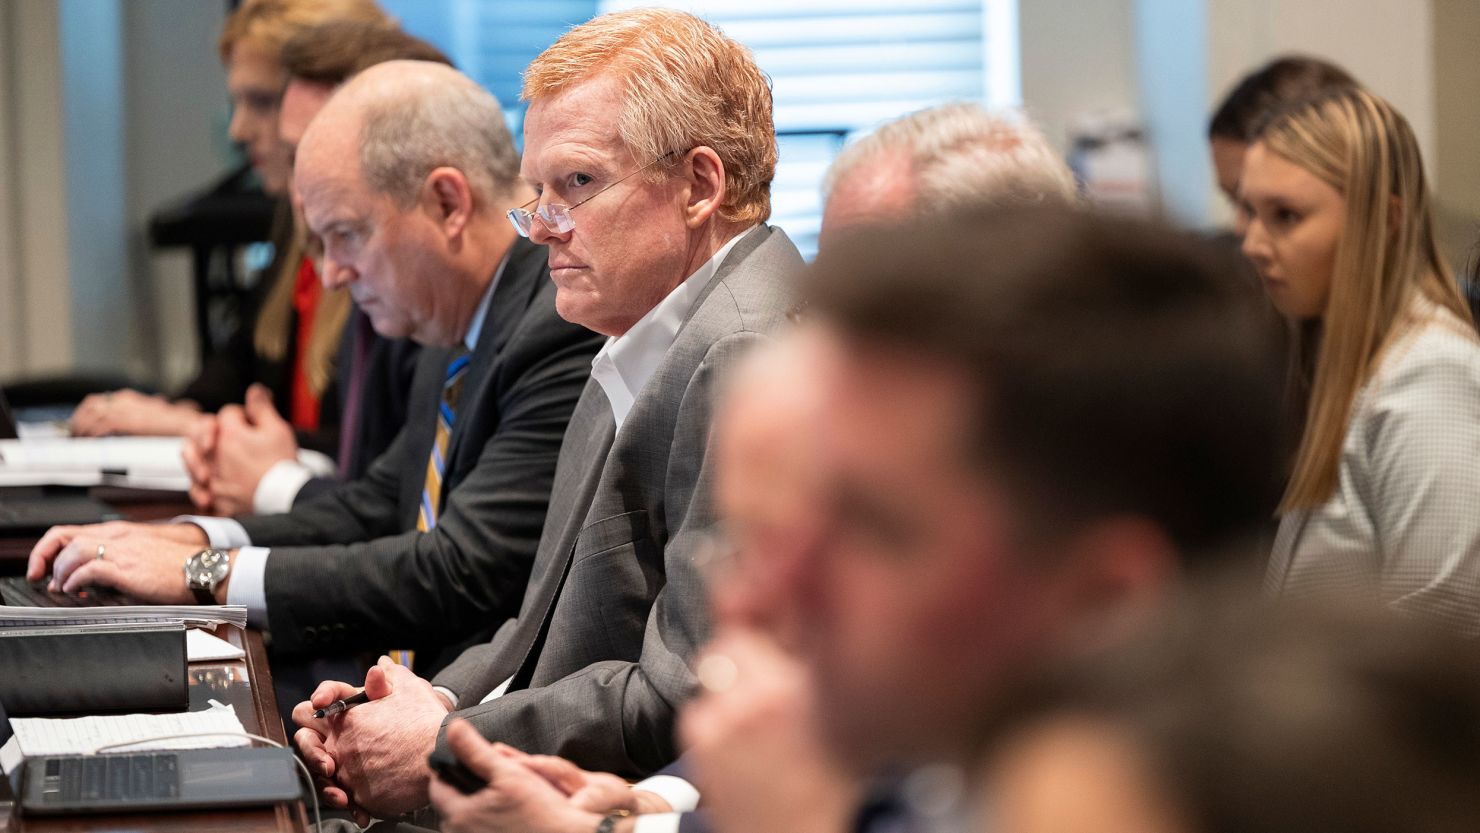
188, 550, 230, 588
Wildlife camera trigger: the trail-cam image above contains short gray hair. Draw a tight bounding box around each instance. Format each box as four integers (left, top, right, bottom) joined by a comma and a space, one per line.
825, 102, 1077, 211
356, 62, 521, 209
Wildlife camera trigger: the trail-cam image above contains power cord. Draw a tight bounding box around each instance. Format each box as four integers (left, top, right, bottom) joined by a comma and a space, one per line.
91, 731, 321, 831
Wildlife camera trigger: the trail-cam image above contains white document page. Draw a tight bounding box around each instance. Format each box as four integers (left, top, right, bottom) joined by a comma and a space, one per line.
186, 628, 246, 662
0, 701, 248, 775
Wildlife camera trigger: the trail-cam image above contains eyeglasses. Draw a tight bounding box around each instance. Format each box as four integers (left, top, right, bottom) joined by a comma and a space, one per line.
507, 149, 683, 238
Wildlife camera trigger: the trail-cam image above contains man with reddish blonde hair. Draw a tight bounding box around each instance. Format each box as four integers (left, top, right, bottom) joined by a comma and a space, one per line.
286, 8, 802, 824
519, 8, 776, 227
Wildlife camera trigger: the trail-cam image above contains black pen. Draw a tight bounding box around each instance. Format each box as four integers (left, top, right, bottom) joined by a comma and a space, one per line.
313, 689, 370, 719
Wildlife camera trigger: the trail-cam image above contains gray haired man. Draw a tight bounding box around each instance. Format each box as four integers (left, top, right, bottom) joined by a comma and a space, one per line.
31, 61, 604, 671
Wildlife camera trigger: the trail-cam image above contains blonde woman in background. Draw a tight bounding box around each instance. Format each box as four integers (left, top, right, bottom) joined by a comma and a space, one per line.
71, 0, 387, 451
1242, 87, 1480, 635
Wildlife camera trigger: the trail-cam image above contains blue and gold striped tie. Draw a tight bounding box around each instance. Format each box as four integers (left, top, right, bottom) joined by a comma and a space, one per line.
392, 350, 471, 670
417, 350, 472, 532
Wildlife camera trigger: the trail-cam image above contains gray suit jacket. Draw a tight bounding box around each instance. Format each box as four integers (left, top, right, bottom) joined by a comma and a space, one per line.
237, 239, 605, 656
432, 226, 801, 776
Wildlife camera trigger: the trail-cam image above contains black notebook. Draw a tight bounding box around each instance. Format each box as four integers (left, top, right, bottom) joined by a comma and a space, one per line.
0, 622, 188, 715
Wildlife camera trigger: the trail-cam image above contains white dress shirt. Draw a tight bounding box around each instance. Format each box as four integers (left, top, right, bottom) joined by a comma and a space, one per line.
184, 264, 505, 628
590, 227, 753, 430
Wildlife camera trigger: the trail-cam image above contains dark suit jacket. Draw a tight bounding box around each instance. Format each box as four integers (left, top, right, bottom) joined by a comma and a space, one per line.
236, 239, 605, 656
432, 226, 802, 777
295, 312, 421, 502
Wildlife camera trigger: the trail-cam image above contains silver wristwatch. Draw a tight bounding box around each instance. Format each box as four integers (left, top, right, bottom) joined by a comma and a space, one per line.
184, 548, 231, 604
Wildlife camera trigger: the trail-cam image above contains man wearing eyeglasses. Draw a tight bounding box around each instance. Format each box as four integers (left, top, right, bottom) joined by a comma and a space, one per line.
288, 8, 802, 824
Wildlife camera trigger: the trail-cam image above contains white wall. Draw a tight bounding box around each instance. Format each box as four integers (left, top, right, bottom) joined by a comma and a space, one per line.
1018, 0, 1139, 152
1207, 0, 1435, 162
1206, 0, 1436, 227
0, 0, 20, 377
3, 0, 74, 379
0, 0, 229, 387
1432, 0, 1480, 271
60, 0, 132, 376
1135, 0, 1211, 225
121, 0, 232, 389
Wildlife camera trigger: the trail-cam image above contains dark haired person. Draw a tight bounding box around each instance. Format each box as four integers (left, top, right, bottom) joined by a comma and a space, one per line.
978, 600, 1480, 833
1208, 55, 1356, 211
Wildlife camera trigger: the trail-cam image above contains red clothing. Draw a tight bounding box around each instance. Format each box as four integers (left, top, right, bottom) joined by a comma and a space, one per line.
290, 256, 322, 431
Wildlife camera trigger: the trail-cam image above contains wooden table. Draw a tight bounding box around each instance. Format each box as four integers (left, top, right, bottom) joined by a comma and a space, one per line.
1, 490, 309, 833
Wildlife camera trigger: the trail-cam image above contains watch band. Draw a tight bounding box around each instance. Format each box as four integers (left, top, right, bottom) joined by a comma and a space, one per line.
595, 810, 631, 833
191, 584, 215, 605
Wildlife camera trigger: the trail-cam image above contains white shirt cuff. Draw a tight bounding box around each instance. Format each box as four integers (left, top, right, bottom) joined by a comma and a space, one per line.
432, 686, 460, 710
633, 775, 699, 813
225, 546, 271, 628
176, 515, 252, 549
298, 448, 336, 477
634, 814, 684, 833
253, 460, 315, 515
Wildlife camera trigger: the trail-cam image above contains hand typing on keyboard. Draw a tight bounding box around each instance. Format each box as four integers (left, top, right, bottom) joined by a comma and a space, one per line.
27, 521, 217, 605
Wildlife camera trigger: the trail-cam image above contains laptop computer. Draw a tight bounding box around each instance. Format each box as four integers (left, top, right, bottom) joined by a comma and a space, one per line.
0, 691, 300, 816
0, 383, 122, 533
19, 746, 302, 815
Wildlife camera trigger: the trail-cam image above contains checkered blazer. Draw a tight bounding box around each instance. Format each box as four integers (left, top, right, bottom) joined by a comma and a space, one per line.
1267, 301, 1480, 636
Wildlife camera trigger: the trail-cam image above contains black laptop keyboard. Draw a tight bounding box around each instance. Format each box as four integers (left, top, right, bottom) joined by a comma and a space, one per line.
0, 576, 128, 607
38, 753, 181, 804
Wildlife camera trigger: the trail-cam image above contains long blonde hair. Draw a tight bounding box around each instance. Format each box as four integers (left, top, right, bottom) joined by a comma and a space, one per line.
253, 202, 350, 396
1258, 88, 1473, 511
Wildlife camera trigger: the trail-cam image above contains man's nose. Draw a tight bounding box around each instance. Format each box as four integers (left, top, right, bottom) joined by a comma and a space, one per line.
320, 255, 354, 289
227, 106, 248, 143
526, 212, 571, 245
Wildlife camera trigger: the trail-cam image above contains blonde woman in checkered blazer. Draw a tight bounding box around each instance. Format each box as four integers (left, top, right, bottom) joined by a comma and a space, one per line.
1240, 87, 1480, 635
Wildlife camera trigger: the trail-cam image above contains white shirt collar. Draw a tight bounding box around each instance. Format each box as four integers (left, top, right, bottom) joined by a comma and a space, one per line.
591, 226, 756, 428
463, 249, 512, 351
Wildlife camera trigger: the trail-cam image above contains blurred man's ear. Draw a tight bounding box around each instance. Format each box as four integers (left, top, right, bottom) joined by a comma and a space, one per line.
1050, 517, 1180, 653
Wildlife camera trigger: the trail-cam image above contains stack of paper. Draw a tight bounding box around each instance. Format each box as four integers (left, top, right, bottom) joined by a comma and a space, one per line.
0, 701, 250, 775
0, 436, 189, 490
185, 628, 246, 662
0, 604, 248, 630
